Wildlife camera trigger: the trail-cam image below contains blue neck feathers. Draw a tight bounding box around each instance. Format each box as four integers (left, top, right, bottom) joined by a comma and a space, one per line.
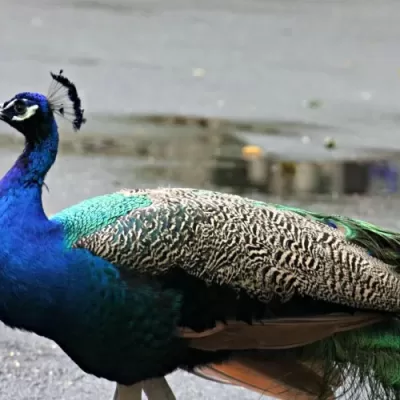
0, 119, 58, 216
1, 119, 58, 192
0, 117, 61, 331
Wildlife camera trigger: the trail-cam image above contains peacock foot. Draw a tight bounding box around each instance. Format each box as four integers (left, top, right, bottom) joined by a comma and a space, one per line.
113, 382, 142, 400
142, 378, 176, 399
113, 377, 176, 400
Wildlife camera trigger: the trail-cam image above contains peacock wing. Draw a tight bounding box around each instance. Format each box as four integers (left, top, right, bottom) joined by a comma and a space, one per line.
52, 187, 400, 313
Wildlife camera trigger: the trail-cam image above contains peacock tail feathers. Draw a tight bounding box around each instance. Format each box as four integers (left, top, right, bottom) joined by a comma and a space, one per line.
273, 203, 400, 268
291, 319, 400, 399
191, 319, 400, 399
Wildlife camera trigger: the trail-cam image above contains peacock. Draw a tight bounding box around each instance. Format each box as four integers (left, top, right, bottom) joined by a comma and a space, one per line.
1, 72, 400, 400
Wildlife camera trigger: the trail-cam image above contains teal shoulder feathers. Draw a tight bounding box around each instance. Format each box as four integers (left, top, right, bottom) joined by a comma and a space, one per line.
52, 191, 152, 247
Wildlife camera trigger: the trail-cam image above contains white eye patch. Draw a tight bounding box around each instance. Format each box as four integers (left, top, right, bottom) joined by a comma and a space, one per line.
2, 98, 39, 122
11, 104, 39, 121
0, 99, 39, 121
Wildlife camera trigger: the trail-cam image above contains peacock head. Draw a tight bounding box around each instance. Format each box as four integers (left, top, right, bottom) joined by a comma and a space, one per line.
0, 70, 86, 143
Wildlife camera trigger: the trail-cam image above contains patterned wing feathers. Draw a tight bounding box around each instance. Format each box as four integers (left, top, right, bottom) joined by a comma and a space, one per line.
74, 188, 400, 312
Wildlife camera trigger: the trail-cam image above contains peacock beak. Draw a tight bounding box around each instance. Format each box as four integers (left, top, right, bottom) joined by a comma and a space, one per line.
0, 105, 6, 121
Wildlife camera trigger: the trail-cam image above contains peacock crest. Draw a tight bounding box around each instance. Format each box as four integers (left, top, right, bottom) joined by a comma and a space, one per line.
47, 69, 86, 131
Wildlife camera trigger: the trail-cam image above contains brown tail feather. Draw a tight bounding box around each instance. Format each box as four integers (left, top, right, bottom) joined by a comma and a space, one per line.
193, 356, 336, 399
180, 312, 386, 351
179, 313, 385, 398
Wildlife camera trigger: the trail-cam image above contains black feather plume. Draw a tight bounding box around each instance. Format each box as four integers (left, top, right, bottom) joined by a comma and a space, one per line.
47, 70, 86, 131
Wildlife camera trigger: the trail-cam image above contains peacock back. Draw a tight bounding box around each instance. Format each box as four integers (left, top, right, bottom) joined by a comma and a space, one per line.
53, 188, 400, 313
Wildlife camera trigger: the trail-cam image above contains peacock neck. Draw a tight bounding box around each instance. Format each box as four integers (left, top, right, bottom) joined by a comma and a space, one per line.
0, 119, 58, 216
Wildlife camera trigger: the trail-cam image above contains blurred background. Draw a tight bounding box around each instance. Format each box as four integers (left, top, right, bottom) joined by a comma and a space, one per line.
0, 0, 399, 398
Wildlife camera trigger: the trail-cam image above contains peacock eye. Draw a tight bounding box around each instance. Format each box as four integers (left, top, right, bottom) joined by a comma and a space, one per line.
13, 100, 27, 115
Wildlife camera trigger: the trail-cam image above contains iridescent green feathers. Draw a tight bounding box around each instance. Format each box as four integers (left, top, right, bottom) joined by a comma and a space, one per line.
293, 320, 400, 399
52, 192, 152, 247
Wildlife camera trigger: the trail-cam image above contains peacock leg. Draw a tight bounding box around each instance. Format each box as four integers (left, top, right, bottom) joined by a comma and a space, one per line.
113, 383, 143, 400
142, 377, 176, 399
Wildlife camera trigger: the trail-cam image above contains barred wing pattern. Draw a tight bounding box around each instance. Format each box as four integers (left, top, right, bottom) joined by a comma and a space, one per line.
74, 188, 400, 312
